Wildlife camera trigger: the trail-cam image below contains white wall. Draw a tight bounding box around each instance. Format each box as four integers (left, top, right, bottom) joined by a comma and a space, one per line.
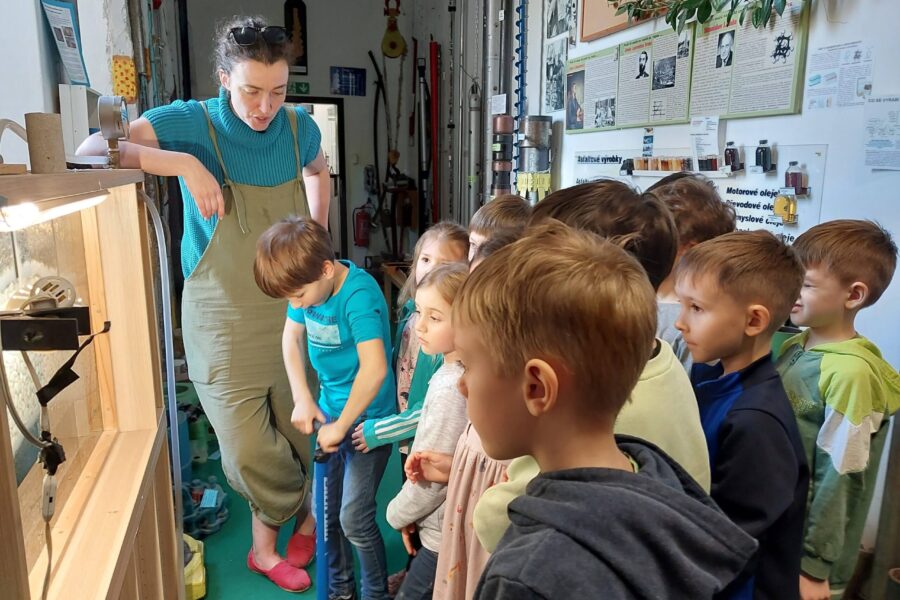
526, 0, 900, 368
186, 0, 416, 264
0, 1, 61, 166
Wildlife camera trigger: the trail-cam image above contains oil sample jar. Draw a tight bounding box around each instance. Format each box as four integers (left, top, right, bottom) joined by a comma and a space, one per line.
724, 141, 740, 171
785, 161, 805, 194
755, 140, 773, 172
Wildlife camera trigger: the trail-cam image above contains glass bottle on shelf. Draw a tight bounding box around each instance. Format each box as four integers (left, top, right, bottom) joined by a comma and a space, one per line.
785, 161, 805, 194
724, 141, 740, 171
755, 140, 773, 172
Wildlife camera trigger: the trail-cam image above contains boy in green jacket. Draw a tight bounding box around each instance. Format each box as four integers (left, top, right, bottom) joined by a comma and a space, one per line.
776, 220, 900, 599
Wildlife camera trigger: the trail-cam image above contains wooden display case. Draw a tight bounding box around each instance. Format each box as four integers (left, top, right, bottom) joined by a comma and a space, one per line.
0, 170, 182, 599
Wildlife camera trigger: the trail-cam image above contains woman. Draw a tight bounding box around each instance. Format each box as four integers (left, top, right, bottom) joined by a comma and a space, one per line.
78, 15, 327, 592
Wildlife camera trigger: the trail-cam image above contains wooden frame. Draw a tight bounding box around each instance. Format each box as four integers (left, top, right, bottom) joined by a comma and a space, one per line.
0, 170, 182, 599
580, 0, 661, 43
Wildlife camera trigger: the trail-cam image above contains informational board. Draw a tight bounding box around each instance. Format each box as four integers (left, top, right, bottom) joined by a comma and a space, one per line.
689, 1, 810, 120
626, 144, 827, 242
804, 41, 874, 110
566, 26, 694, 133
572, 150, 635, 183
580, 0, 658, 43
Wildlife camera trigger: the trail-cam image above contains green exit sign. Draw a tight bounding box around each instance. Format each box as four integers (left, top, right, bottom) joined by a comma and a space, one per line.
288, 81, 310, 95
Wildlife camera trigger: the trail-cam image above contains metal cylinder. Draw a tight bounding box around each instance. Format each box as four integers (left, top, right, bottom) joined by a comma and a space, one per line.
519, 115, 552, 148
493, 114, 514, 134
520, 146, 550, 172
468, 86, 482, 217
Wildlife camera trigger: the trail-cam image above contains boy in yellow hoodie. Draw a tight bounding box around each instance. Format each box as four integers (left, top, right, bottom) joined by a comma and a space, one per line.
776, 220, 900, 599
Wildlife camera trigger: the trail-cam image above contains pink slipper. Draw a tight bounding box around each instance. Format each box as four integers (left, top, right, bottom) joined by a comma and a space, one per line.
247, 550, 311, 593
287, 530, 317, 568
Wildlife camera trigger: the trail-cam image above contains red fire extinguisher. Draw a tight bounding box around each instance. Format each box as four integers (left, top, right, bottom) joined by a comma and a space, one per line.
353, 202, 373, 247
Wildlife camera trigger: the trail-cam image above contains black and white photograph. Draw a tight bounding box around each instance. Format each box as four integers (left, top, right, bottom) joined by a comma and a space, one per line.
546, 0, 571, 40
566, 0, 578, 46
678, 30, 691, 58
593, 97, 616, 128
52, 26, 64, 42
635, 50, 650, 79
652, 56, 677, 90
544, 38, 567, 112
566, 69, 585, 130
716, 30, 735, 68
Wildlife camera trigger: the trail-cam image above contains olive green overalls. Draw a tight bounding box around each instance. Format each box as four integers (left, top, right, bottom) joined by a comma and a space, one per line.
182, 104, 315, 526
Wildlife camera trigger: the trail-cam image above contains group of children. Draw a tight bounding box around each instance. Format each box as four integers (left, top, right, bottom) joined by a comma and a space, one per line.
252, 175, 899, 600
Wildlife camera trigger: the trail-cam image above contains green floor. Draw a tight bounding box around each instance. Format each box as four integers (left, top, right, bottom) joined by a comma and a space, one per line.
191, 448, 407, 599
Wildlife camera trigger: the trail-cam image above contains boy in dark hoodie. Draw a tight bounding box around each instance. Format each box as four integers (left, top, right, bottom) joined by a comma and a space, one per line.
775, 220, 899, 599
453, 222, 757, 599
674, 230, 810, 600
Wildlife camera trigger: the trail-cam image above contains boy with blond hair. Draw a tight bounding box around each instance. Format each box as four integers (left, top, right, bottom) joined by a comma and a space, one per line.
648, 173, 736, 370
674, 230, 809, 600
455, 222, 755, 599
471, 181, 711, 554
775, 220, 900, 600
467, 194, 530, 261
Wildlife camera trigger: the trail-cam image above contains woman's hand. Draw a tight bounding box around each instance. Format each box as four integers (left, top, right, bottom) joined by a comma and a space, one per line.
405, 451, 453, 484
182, 156, 225, 219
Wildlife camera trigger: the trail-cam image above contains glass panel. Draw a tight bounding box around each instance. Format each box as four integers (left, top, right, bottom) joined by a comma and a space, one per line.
4, 212, 102, 571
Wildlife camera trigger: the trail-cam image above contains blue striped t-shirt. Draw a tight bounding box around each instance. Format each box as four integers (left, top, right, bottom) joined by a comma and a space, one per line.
144, 86, 322, 278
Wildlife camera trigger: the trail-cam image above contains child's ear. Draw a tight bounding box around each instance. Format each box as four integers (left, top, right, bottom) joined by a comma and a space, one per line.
321, 260, 335, 279
522, 359, 559, 418
744, 303, 771, 337
845, 281, 869, 310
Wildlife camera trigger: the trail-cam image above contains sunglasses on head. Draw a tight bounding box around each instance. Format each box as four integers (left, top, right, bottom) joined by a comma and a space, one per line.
230, 26, 289, 46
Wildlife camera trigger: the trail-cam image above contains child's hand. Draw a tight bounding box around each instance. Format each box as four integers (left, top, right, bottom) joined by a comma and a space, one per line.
405, 451, 453, 484
291, 399, 326, 435
401, 523, 417, 556
351, 423, 371, 453
316, 422, 348, 453
799, 574, 830, 600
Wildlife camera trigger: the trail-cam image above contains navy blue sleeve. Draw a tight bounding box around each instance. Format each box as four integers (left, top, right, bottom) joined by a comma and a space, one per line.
710, 409, 801, 539
475, 576, 549, 600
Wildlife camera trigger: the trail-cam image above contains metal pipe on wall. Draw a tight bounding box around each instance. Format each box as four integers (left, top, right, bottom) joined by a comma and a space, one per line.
482, 0, 500, 201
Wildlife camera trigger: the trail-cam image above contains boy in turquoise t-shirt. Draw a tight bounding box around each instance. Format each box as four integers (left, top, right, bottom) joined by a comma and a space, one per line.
255, 216, 396, 600
776, 220, 900, 599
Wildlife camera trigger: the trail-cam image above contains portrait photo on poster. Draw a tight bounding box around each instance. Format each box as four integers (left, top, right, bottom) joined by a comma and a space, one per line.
653, 56, 676, 90
544, 38, 567, 112
566, 69, 585, 130
636, 50, 650, 79
716, 30, 734, 68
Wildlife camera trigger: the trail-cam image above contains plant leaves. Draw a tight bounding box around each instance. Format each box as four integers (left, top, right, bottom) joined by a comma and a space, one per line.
698, 1, 713, 23
774, 0, 786, 13
677, 8, 688, 33
713, 0, 729, 11
615, 4, 629, 15
752, 8, 762, 27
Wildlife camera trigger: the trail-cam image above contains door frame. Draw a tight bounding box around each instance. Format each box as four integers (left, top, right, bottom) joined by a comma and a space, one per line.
286, 95, 349, 259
